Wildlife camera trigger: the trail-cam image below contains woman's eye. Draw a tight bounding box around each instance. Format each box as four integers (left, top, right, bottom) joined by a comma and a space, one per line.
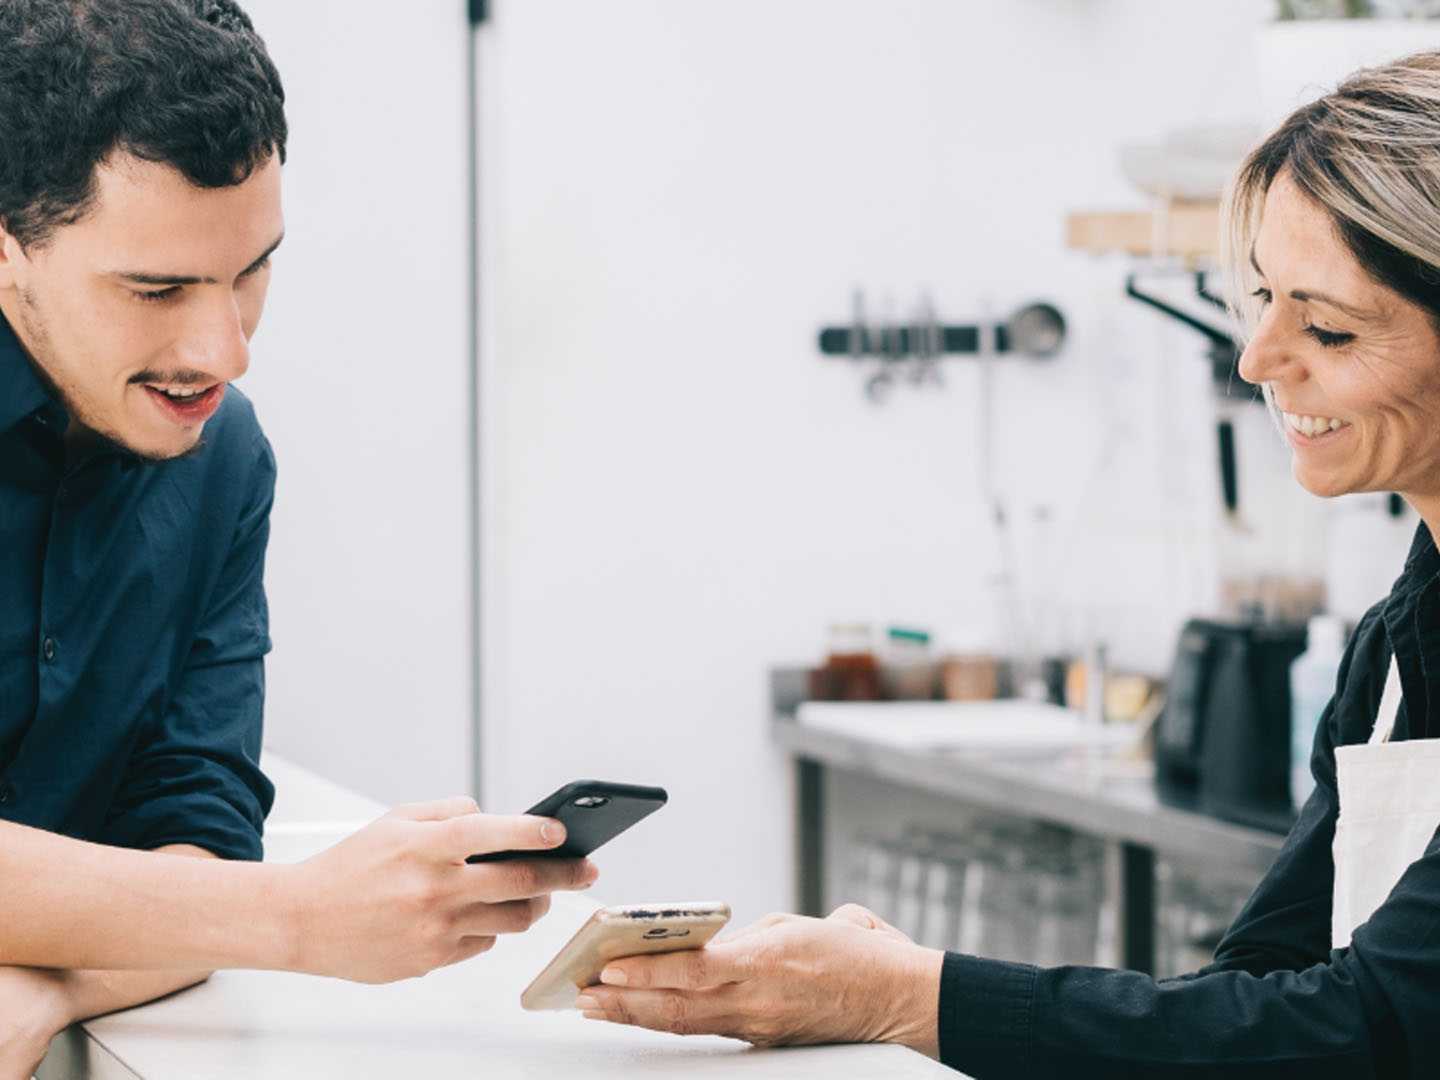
1251, 287, 1273, 306
1305, 324, 1355, 348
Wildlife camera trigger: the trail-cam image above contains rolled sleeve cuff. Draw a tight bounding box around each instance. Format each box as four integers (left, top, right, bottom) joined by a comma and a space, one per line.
104, 791, 266, 862
938, 952, 1037, 1078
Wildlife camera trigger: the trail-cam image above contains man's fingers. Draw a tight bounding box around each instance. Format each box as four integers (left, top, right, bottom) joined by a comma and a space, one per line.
466, 854, 598, 903
386, 797, 482, 823
438, 935, 497, 967
454, 894, 552, 936
432, 812, 566, 861
599, 941, 740, 991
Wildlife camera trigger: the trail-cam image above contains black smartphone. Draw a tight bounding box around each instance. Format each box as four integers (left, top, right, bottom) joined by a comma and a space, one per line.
466, 779, 667, 863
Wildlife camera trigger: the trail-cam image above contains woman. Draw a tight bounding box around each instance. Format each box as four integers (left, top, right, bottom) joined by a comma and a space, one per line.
577, 51, 1440, 1077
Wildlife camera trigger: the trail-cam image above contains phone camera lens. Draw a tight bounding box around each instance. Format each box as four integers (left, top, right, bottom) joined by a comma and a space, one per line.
572, 795, 610, 808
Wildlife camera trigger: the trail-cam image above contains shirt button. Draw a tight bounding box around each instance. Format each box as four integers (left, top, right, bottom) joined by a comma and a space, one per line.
42, 637, 56, 662
0, 782, 12, 807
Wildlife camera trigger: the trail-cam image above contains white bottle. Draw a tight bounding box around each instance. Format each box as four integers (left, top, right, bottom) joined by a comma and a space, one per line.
1290, 614, 1347, 811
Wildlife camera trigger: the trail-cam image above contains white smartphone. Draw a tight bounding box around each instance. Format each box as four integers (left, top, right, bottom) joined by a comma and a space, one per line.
520, 901, 731, 1011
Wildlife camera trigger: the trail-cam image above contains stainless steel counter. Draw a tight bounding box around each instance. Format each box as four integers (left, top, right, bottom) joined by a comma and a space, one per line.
772, 705, 1286, 974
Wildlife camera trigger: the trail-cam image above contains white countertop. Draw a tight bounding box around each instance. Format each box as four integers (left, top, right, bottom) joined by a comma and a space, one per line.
39, 753, 956, 1080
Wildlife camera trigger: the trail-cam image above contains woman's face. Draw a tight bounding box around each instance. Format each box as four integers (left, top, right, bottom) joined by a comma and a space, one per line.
1238, 169, 1440, 504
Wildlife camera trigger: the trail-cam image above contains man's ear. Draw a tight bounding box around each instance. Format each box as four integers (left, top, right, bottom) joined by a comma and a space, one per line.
0, 226, 20, 292
0, 224, 26, 292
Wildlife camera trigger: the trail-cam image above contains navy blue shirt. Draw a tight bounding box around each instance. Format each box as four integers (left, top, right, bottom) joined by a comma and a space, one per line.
0, 313, 274, 861
939, 525, 1440, 1078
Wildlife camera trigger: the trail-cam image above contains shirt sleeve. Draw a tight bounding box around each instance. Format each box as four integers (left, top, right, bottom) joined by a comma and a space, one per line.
936, 607, 1434, 1078
937, 832, 1437, 1078
1194, 705, 1343, 979
100, 437, 277, 861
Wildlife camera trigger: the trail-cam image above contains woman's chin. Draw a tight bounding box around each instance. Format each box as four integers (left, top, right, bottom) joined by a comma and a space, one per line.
1291, 462, 1358, 500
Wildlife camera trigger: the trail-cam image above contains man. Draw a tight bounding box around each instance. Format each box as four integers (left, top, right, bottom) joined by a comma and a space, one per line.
0, 2, 592, 1074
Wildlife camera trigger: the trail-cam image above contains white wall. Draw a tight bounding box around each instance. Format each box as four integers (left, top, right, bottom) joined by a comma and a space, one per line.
224, 0, 1430, 925
474, 0, 1341, 925
238, 1, 474, 805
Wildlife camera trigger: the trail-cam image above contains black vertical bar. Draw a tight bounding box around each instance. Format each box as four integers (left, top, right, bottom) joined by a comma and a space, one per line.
797, 759, 825, 917
1217, 420, 1238, 514
468, 0, 488, 26
1120, 842, 1156, 974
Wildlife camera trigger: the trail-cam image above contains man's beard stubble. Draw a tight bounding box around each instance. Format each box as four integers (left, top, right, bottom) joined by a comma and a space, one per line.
12, 283, 205, 465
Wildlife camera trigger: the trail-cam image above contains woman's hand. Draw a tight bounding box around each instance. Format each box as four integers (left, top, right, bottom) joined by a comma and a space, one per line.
575, 904, 944, 1056
0, 966, 74, 1080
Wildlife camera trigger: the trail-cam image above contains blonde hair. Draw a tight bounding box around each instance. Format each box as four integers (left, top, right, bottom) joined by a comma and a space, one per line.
1222, 50, 1440, 341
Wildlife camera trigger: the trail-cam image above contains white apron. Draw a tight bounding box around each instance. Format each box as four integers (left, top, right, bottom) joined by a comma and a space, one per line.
1332, 656, 1440, 948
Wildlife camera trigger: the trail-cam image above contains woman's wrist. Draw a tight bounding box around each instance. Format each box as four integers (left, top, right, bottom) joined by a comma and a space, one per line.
882, 943, 945, 1058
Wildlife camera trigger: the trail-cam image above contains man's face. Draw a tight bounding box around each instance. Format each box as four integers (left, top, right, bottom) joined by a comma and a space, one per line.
0, 152, 284, 461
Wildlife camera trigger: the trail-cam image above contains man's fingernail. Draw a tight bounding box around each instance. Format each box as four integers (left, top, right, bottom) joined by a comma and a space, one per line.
599, 966, 627, 986
574, 994, 599, 1010
541, 821, 564, 843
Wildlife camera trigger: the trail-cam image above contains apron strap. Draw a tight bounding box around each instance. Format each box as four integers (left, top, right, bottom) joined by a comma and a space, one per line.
1371, 655, 1404, 746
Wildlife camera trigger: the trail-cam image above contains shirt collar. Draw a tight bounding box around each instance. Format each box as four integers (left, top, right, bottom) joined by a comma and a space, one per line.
1399, 518, 1439, 584
0, 310, 59, 436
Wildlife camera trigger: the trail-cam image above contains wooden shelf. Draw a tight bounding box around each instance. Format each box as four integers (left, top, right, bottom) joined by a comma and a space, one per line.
1067, 201, 1221, 257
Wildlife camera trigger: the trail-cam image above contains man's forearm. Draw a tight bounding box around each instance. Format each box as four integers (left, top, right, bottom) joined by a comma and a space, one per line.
53, 968, 212, 1026
57, 845, 220, 1020
0, 821, 295, 973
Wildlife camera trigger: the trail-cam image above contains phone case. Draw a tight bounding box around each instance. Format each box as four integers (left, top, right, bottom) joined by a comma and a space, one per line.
520, 901, 731, 1011
468, 780, 668, 863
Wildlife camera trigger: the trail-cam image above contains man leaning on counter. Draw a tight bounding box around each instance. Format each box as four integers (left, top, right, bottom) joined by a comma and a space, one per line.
0, 3, 597, 1077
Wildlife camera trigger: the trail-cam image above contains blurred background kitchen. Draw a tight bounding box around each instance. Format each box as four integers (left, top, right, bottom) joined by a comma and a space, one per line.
237, 0, 1440, 980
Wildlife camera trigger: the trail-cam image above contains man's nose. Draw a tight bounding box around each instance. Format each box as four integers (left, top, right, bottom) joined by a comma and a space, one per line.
176, 293, 250, 383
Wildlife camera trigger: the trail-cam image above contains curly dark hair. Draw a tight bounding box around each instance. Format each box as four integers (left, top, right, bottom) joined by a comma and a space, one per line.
0, 0, 287, 250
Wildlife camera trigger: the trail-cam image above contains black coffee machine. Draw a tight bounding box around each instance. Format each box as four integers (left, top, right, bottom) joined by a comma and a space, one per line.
1155, 618, 1307, 833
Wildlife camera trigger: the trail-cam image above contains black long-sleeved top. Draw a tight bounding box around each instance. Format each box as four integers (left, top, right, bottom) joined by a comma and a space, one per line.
0, 313, 274, 860
939, 524, 1440, 1078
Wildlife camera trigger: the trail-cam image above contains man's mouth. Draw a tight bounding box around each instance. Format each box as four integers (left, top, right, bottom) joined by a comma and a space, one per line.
147, 383, 211, 401
141, 381, 226, 425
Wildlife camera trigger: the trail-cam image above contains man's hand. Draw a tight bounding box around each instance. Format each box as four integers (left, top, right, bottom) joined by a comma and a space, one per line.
0, 843, 215, 1080
276, 797, 599, 983
0, 967, 72, 1080
574, 904, 944, 1056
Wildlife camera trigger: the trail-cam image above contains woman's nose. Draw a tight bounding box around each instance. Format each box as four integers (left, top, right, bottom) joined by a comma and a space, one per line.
1237, 316, 1301, 388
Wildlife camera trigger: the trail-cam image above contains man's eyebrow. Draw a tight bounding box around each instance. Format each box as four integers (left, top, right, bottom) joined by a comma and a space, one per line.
1249, 245, 1378, 322
108, 232, 285, 287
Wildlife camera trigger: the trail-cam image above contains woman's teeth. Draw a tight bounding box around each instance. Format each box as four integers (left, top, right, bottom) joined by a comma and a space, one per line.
1284, 412, 1348, 437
